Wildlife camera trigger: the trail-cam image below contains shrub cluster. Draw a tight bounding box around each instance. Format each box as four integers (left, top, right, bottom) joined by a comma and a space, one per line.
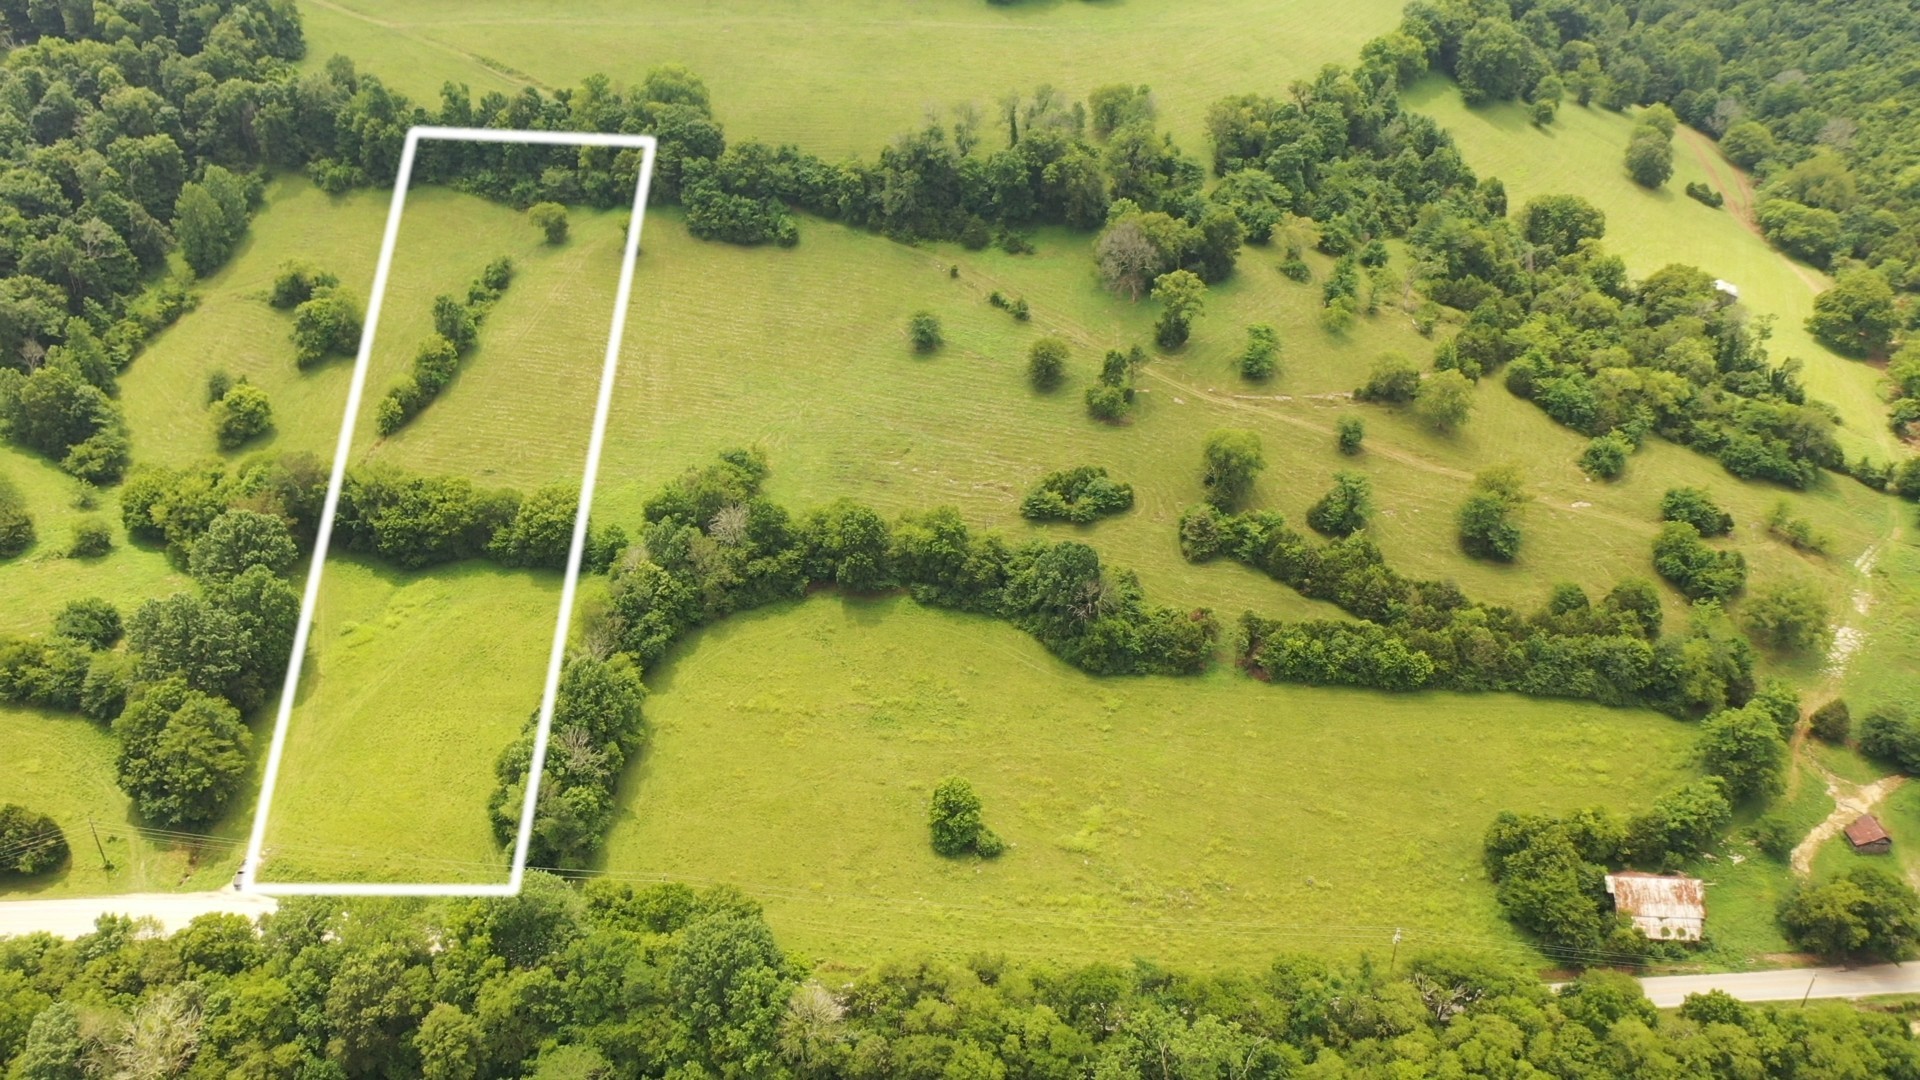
1859, 706, 1920, 773
1026, 337, 1066, 391
289, 288, 362, 369
1019, 466, 1133, 524
1305, 471, 1370, 538
1458, 466, 1526, 562
268, 262, 340, 309
1239, 324, 1279, 381
1653, 521, 1748, 602
1661, 486, 1734, 537
1085, 346, 1144, 422
210, 380, 273, 450
988, 290, 1030, 320
375, 257, 513, 435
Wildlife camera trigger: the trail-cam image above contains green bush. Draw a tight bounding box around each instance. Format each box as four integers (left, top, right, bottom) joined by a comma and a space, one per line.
529, 201, 569, 244
1336, 415, 1365, 455
929, 777, 1002, 859
1810, 700, 1851, 743
1652, 521, 1747, 602
210, 382, 273, 450
290, 289, 362, 368
1020, 466, 1133, 524
1306, 471, 1371, 538
1579, 431, 1632, 480
1028, 337, 1067, 391
67, 518, 113, 558
0, 804, 67, 877
0, 475, 35, 558
54, 597, 121, 649
908, 311, 942, 353
1660, 487, 1733, 537
268, 261, 339, 309
1239, 324, 1279, 380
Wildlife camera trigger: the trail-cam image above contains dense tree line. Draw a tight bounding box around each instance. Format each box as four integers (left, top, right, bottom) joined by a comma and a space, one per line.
1181, 502, 1753, 716
604, 451, 1216, 682
5, 880, 1920, 1078
488, 655, 648, 869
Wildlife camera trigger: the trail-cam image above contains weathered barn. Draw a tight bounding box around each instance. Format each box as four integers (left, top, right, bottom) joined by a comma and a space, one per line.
1604, 871, 1705, 942
1844, 814, 1892, 855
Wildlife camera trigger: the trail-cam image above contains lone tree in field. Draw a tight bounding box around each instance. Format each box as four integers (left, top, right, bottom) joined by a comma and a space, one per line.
1336, 415, 1365, 455
1151, 270, 1206, 349
1028, 336, 1067, 391
0, 474, 33, 558
1413, 369, 1474, 433
1239, 323, 1279, 380
528, 201, 569, 244
1307, 471, 1372, 538
1458, 465, 1526, 562
1201, 428, 1264, 511
210, 381, 273, 450
929, 777, 1003, 858
908, 311, 943, 353
1625, 125, 1674, 189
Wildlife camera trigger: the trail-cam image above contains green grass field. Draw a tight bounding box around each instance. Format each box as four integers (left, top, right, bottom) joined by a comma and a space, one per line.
255, 556, 560, 885
296, 0, 1407, 160
5, 7, 1915, 972
598, 594, 1697, 966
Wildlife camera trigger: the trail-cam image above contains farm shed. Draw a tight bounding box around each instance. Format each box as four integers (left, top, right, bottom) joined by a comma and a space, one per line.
1844, 814, 1892, 855
1604, 871, 1705, 942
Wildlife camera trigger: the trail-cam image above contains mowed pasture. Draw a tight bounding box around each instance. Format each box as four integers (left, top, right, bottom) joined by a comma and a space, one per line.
255, 557, 560, 885
594, 206, 1893, 662
296, 0, 1408, 159
599, 595, 1698, 966
1404, 78, 1893, 460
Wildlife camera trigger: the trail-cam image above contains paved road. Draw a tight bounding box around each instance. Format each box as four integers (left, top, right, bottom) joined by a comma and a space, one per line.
0, 891, 278, 938
1637, 964, 1920, 1007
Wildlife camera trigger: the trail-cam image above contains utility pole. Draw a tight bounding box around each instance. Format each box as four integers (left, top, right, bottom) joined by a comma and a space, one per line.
1801, 972, 1817, 1007
87, 814, 111, 870
1390, 928, 1403, 975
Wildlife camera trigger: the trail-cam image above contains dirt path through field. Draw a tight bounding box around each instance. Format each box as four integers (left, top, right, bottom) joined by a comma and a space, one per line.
1785, 518, 1905, 874
1790, 765, 1905, 875
1679, 128, 1827, 294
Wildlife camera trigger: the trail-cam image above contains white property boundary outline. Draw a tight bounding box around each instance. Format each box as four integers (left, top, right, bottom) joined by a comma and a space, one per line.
240, 127, 658, 897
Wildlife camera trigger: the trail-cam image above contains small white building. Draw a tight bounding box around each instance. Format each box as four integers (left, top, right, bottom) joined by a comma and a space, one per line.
1713, 279, 1741, 302
1605, 871, 1705, 942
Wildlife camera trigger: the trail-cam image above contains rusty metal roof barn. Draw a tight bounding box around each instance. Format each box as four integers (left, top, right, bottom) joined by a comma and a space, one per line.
1845, 814, 1892, 850
1604, 871, 1706, 942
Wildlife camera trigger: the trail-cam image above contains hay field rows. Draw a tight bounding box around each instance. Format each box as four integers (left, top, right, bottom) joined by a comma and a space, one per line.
297, 0, 1408, 160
